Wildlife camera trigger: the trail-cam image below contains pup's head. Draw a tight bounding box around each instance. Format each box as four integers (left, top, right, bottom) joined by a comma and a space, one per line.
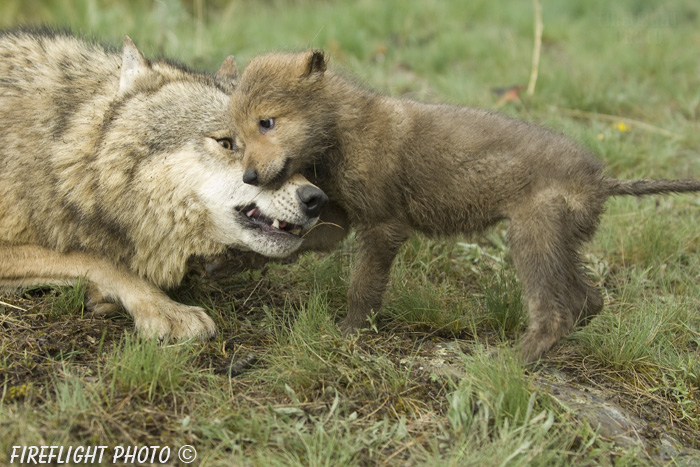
231, 50, 335, 188
106, 38, 327, 262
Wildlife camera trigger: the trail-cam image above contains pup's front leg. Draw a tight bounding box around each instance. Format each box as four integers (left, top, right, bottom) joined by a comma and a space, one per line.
341, 222, 408, 331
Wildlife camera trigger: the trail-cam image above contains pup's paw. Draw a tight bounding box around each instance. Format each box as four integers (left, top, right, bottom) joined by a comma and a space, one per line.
520, 331, 557, 364
338, 314, 367, 336
134, 302, 218, 341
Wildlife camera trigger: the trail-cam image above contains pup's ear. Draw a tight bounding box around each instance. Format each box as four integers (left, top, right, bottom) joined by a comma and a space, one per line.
119, 35, 151, 95
302, 49, 327, 77
215, 55, 238, 80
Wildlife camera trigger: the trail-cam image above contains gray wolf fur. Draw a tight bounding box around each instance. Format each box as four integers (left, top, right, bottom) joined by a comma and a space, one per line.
0, 30, 327, 340
231, 50, 700, 362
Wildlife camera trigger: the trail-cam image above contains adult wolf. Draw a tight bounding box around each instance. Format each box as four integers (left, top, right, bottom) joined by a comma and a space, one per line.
0, 30, 327, 340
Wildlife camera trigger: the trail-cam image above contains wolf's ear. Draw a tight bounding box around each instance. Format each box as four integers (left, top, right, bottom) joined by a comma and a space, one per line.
119, 35, 151, 95
302, 50, 327, 77
215, 55, 238, 80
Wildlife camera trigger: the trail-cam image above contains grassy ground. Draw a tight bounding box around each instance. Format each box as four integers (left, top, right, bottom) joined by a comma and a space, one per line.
2, 0, 700, 465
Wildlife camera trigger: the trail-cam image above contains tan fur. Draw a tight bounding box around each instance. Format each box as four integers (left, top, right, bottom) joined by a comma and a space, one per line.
231, 50, 700, 362
0, 30, 326, 340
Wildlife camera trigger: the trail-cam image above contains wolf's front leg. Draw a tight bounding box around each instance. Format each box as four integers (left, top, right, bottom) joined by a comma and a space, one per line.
94, 270, 218, 341
0, 244, 217, 340
341, 223, 408, 331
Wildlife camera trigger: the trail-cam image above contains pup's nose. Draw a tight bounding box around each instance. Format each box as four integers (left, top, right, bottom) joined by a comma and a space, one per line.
243, 169, 259, 185
297, 185, 328, 218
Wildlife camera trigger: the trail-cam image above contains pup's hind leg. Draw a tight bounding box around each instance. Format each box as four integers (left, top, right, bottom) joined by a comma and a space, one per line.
0, 244, 217, 340
507, 193, 602, 362
342, 223, 409, 331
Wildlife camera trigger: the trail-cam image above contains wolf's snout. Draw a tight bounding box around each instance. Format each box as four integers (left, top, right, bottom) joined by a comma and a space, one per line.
243, 169, 259, 185
297, 185, 328, 218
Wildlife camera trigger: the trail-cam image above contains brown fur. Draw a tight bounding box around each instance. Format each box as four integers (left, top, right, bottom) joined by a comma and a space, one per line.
231, 50, 700, 362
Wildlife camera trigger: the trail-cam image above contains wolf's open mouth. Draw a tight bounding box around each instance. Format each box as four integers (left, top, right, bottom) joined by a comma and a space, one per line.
238, 204, 303, 236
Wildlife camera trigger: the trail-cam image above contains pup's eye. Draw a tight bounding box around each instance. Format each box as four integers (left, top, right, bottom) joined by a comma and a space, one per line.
216, 138, 236, 150
259, 118, 275, 133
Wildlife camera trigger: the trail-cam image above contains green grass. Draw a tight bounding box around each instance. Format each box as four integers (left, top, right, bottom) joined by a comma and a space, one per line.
2, 0, 700, 464
108, 335, 197, 400
49, 280, 88, 319
430, 348, 599, 466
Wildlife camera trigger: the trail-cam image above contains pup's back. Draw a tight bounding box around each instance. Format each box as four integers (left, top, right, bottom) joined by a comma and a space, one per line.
391, 101, 609, 233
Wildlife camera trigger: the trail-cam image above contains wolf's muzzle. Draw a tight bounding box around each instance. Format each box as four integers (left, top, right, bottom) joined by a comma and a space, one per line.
243, 169, 259, 185
297, 185, 328, 218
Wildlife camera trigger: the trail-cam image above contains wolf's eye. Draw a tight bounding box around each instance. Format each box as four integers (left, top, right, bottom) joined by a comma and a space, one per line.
259, 118, 275, 133
216, 138, 236, 150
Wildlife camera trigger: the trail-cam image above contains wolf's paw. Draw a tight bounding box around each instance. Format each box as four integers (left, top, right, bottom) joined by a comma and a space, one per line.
163, 303, 218, 341
85, 294, 122, 316
134, 302, 218, 341
85, 283, 122, 316
88, 301, 123, 316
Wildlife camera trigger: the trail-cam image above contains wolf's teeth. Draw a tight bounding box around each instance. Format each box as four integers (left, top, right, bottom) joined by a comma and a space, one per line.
290, 228, 302, 236
272, 219, 280, 229
246, 208, 256, 218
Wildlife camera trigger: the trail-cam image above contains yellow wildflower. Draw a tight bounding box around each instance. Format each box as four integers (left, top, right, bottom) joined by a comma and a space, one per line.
615, 122, 630, 132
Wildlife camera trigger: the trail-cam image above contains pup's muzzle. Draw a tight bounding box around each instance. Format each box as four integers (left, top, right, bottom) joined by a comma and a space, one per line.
296, 185, 328, 218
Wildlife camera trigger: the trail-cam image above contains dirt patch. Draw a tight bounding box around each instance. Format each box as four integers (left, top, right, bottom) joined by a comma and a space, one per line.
1, 290, 125, 402
534, 368, 700, 465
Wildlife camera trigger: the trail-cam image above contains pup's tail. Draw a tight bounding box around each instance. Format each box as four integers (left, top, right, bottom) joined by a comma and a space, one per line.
604, 178, 700, 197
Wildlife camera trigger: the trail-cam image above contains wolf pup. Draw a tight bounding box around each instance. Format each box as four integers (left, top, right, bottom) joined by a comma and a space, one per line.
230, 50, 700, 362
0, 30, 328, 340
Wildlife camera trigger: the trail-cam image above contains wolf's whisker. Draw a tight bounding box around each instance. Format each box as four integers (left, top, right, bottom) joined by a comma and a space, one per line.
301, 221, 345, 239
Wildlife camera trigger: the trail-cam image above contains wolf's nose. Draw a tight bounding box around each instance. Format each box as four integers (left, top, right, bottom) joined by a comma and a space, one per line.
297, 185, 328, 218
243, 169, 259, 185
